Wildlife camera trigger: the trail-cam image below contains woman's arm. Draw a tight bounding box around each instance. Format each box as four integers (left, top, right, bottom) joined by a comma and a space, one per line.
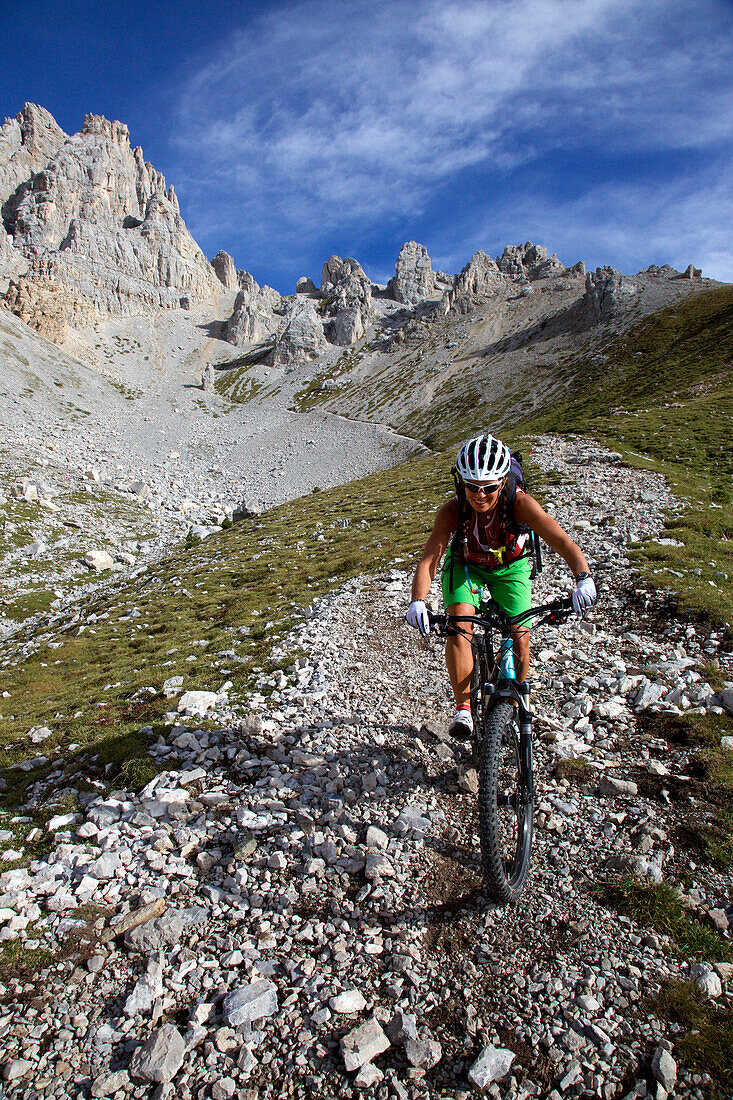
410, 501, 458, 601
514, 493, 591, 577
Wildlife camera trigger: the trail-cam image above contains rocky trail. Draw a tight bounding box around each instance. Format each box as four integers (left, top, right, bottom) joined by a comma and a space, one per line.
1, 437, 732, 1100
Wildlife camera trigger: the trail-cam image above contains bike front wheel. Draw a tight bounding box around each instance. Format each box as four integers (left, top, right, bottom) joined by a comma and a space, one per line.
478, 702, 533, 903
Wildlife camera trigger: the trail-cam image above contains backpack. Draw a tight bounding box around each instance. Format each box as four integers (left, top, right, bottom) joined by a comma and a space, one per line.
448, 448, 543, 592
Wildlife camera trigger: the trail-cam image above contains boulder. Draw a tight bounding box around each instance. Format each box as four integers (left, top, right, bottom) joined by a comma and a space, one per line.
651, 1045, 677, 1092
387, 241, 435, 304
690, 962, 722, 998
129, 1024, 185, 1083
123, 957, 163, 1016
201, 363, 215, 392
83, 550, 115, 571
222, 980, 278, 1026
341, 1017, 390, 1072
177, 690, 219, 717
468, 1044, 515, 1091
603, 853, 663, 883
329, 988, 367, 1014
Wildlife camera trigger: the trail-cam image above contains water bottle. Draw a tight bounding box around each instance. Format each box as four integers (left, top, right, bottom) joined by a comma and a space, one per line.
499, 635, 515, 680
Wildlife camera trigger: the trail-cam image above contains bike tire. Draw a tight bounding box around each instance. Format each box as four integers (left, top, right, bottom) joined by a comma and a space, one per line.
478, 701, 533, 903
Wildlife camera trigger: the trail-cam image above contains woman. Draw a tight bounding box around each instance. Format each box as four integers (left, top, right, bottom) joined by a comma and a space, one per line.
406, 433, 597, 738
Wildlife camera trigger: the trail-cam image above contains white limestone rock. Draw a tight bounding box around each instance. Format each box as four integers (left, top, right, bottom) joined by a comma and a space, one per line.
83, 550, 115, 571
211, 250, 237, 288
497, 241, 565, 281
690, 962, 723, 998
129, 1023, 185, 1083
4, 112, 220, 337
443, 250, 505, 313
177, 690, 219, 718
222, 980, 278, 1026
468, 1044, 515, 1090
124, 956, 164, 1016
0, 103, 66, 205
341, 1016, 390, 1072
387, 241, 435, 305
320, 255, 373, 345
330, 988, 367, 1014
224, 271, 282, 347
265, 296, 327, 367
583, 266, 640, 324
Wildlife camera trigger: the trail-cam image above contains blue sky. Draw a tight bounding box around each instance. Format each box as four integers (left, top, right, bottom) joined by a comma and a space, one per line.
2, 0, 733, 293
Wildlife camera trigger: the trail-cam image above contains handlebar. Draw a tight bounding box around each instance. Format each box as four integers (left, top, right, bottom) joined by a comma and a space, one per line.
427, 595, 575, 637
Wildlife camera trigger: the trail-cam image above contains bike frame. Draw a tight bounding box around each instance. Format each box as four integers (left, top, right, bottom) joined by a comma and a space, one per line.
428, 596, 573, 803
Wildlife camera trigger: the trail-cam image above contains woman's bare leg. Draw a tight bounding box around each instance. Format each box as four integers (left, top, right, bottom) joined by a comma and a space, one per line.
445, 602, 475, 706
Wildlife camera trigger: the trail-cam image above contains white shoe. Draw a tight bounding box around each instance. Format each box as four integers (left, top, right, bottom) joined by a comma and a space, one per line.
448, 709, 474, 740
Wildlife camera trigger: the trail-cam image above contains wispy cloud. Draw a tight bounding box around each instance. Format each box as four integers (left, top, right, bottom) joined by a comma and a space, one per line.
169, 0, 733, 287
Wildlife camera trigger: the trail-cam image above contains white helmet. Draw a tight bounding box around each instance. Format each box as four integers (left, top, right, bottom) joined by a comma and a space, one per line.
455, 433, 511, 482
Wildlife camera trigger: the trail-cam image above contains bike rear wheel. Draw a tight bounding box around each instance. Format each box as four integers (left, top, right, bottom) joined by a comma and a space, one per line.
478, 701, 533, 903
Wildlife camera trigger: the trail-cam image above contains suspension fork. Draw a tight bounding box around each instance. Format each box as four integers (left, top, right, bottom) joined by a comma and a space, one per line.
517, 681, 533, 805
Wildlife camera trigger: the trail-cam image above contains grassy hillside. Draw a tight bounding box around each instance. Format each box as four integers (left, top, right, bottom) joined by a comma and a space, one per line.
3, 285, 733, 821
525, 285, 733, 631
0, 449, 454, 814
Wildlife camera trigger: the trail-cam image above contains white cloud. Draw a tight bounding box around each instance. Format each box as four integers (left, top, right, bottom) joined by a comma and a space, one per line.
170, 0, 733, 280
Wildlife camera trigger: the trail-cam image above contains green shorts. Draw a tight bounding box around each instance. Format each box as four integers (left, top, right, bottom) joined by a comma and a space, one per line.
441, 549, 532, 625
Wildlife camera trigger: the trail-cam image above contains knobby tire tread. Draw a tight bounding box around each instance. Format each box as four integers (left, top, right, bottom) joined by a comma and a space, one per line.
478, 701, 533, 903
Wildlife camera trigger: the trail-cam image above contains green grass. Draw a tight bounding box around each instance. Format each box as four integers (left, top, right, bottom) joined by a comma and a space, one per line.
0, 448, 457, 810
595, 876, 732, 962
655, 979, 733, 1099
0, 935, 54, 987
523, 285, 733, 629
640, 711, 733, 868
553, 757, 596, 788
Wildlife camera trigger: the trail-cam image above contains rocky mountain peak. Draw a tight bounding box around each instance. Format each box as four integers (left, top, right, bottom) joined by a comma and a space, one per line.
387, 241, 436, 305
212, 250, 238, 289
0, 103, 67, 204
1, 107, 220, 339
497, 241, 567, 281
81, 113, 130, 145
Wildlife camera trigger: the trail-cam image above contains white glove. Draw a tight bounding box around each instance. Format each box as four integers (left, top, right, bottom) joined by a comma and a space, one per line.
406, 600, 430, 636
572, 574, 597, 616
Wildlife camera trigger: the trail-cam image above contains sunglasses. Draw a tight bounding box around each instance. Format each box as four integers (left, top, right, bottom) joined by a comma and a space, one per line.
463, 480, 502, 496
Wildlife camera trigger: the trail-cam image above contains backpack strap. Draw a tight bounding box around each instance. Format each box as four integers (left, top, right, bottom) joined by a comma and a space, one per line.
449, 467, 469, 594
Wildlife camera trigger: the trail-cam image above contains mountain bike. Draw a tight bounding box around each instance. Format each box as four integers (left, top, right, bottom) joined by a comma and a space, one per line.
428, 595, 574, 903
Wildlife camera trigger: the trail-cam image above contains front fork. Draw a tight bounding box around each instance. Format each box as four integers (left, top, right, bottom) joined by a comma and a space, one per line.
486, 678, 534, 805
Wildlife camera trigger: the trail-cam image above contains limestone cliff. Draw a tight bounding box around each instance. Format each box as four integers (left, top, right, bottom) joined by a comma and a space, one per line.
3, 112, 220, 338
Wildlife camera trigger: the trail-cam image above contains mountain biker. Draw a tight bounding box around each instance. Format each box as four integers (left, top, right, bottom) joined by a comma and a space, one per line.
406, 433, 596, 738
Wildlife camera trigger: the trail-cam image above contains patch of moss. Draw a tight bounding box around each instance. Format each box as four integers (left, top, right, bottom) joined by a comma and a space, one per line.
553, 758, 596, 788
654, 978, 733, 1099
595, 876, 732, 962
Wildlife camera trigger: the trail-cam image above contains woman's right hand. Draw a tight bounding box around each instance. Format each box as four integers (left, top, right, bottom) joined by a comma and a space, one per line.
406, 600, 430, 636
